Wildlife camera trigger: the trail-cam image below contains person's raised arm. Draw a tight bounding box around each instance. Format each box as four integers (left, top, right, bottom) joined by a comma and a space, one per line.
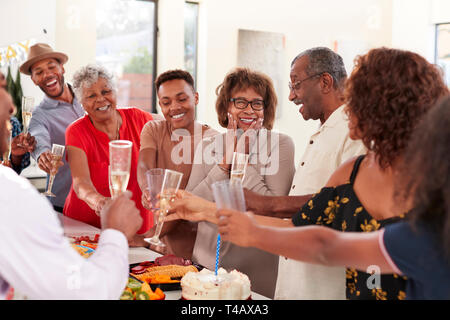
28, 112, 52, 172
166, 190, 293, 228
0, 180, 141, 299
67, 145, 108, 215
138, 122, 159, 208
10, 133, 36, 170
244, 188, 312, 218
137, 147, 157, 208
217, 209, 395, 273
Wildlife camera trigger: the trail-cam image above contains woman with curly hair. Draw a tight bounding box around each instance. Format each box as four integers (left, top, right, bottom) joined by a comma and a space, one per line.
217, 95, 450, 300
169, 48, 449, 299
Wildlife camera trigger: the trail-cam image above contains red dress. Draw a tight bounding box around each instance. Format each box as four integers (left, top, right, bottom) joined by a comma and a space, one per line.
63, 107, 154, 234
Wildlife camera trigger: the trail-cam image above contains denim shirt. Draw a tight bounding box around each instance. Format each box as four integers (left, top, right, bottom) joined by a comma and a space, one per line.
0, 116, 31, 175
29, 85, 85, 207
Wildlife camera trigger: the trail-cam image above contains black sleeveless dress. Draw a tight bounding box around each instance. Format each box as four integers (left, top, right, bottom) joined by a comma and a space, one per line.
292, 155, 407, 300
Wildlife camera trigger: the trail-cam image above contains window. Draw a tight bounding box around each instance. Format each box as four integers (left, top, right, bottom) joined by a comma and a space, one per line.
96, 0, 158, 112
435, 23, 450, 86
184, 1, 199, 88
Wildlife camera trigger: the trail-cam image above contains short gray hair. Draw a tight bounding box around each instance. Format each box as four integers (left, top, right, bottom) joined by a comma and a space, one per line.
72, 64, 116, 101
292, 47, 347, 89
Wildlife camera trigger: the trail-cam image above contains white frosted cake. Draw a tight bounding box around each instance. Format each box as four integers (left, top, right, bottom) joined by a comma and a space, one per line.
181, 268, 251, 300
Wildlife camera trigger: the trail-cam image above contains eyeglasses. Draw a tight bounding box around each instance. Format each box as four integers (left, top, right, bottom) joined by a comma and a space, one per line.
230, 98, 265, 111
288, 72, 323, 91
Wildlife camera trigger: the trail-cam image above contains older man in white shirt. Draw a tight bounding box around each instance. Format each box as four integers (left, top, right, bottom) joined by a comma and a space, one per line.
0, 87, 142, 300
245, 47, 366, 299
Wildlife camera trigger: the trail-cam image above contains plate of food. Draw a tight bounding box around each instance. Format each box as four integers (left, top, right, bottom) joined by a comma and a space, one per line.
121, 277, 166, 300
129, 254, 203, 291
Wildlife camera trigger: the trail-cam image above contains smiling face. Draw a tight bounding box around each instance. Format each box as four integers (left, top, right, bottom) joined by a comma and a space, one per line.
81, 77, 117, 122
228, 87, 265, 131
157, 79, 198, 131
288, 56, 324, 122
30, 58, 65, 98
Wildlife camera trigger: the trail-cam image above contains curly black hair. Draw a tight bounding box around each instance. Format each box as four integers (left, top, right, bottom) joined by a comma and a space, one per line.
345, 47, 448, 169
395, 95, 450, 262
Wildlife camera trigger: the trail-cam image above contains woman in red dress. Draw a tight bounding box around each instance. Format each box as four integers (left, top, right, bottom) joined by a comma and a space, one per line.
64, 64, 158, 235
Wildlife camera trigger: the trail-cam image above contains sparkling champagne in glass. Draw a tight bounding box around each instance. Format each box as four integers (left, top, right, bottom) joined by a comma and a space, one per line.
230, 152, 249, 182
2, 123, 12, 164
21, 96, 34, 135
42, 144, 65, 197
109, 140, 132, 198
145, 169, 183, 247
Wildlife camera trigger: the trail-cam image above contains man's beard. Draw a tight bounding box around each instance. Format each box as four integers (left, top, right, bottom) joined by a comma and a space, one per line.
39, 76, 65, 98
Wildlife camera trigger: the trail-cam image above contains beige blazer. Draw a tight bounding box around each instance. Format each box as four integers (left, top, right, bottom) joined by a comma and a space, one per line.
186, 129, 295, 299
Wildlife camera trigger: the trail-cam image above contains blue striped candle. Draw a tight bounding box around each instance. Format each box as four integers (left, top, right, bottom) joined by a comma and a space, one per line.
215, 234, 221, 276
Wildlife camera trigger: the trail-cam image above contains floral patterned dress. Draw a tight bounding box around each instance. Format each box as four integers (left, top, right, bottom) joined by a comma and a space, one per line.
292, 155, 407, 300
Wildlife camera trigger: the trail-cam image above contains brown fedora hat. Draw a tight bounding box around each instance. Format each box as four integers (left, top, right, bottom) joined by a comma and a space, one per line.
19, 43, 68, 75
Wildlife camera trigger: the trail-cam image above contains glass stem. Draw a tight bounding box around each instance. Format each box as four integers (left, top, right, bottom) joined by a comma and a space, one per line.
152, 209, 166, 240
47, 174, 55, 193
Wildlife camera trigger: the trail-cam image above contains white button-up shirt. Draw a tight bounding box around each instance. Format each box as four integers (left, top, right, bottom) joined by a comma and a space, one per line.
275, 105, 366, 300
0, 166, 129, 300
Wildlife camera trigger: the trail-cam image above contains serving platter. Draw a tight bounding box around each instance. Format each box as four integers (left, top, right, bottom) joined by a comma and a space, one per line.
129, 260, 204, 291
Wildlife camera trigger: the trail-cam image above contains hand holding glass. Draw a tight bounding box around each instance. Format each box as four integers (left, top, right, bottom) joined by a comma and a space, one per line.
211, 179, 246, 277
109, 140, 132, 198
21, 96, 34, 135
42, 144, 65, 197
1, 122, 12, 165
145, 169, 183, 247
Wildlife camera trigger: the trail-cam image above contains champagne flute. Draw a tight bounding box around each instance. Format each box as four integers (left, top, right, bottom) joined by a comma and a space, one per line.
145, 168, 164, 221
42, 144, 65, 197
21, 96, 34, 135
109, 140, 132, 198
230, 152, 249, 182
108, 165, 113, 196
212, 179, 246, 212
2, 122, 12, 165
211, 179, 246, 278
145, 169, 183, 247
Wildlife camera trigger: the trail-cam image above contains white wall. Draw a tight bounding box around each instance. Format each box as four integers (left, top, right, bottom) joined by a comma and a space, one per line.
391, 0, 435, 62
0, 0, 56, 103
55, 0, 97, 82
194, 0, 394, 163
3, 0, 446, 165
391, 0, 450, 63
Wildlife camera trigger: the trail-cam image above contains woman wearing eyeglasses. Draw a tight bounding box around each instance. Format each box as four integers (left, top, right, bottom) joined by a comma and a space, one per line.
182, 67, 295, 298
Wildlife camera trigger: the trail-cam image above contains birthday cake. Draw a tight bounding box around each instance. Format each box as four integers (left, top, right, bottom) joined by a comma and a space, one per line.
180, 268, 251, 300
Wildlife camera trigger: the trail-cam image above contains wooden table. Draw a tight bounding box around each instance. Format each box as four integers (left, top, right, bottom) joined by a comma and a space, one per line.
59, 214, 270, 300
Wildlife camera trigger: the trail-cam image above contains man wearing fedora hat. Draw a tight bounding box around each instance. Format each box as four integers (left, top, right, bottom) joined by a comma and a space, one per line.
20, 43, 85, 212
